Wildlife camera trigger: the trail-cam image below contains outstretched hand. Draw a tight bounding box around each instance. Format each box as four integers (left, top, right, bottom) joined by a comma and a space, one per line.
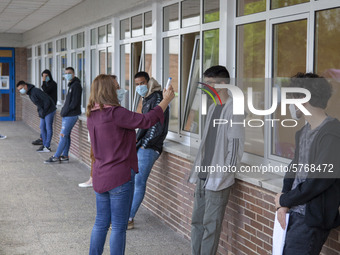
163, 84, 175, 103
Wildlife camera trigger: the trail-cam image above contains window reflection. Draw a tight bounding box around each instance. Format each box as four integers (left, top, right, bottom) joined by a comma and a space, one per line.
120, 19, 130, 40
272, 19, 307, 158
271, 0, 309, 10
237, 0, 266, 17
120, 44, 130, 109
237, 21, 266, 156
203, 0, 220, 23
163, 3, 179, 31
163, 36, 179, 132
132, 15, 143, 37
181, 0, 200, 28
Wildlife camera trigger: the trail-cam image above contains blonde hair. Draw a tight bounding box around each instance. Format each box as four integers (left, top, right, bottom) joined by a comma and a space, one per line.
86, 74, 120, 117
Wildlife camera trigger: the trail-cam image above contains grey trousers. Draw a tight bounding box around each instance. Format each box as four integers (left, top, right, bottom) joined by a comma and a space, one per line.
191, 179, 231, 255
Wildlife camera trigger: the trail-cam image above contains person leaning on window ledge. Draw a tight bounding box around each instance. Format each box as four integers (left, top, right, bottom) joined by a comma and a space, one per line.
275, 73, 340, 255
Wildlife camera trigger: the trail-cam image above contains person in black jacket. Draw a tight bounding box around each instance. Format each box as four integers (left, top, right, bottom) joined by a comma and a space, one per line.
17, 81, 56, 152
127, 72, 169, 230
32, 69, 58, 146
274, 73, 340, 255
45, 67, 82, 163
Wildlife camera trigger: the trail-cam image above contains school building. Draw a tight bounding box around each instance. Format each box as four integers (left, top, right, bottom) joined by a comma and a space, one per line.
0, 0, 339, 254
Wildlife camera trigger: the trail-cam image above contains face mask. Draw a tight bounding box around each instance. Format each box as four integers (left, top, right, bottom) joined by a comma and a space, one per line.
136, 85, 148, 97
19, 88, 26, 94
45, 76, 50, 82
289, 104, 300, 120
116, 88, 126, 102
64, 73, 73, 81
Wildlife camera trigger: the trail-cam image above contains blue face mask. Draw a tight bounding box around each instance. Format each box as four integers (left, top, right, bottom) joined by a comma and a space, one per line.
116, 89, 126, 102
45, 76, 50, 82
64, 73, 73, 81
19, 88, 26, 94
136, 85, 148, 97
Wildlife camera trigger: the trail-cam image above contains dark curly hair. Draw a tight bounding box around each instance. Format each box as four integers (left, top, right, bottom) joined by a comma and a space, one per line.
290, 72, 332, 109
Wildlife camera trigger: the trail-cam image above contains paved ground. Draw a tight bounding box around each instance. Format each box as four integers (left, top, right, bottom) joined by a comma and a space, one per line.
0, 121, 190, 255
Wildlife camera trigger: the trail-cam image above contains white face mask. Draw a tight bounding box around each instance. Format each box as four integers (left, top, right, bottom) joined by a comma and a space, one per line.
116, 88, 126, 102
19, 88, 26, 94
289, 104, 300, 120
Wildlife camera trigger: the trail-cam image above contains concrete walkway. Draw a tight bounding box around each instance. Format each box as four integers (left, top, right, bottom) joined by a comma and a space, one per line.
0, 121, 190, 255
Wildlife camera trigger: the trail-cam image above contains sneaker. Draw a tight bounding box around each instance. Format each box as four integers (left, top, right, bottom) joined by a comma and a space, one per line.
60, 156, 69, 163
127, 220, 134, 230
78, 181, 93, 188
0, 135, 7, 140
44, 156, 60, 163
36, 145, 44, 152
32, 138, 43, 145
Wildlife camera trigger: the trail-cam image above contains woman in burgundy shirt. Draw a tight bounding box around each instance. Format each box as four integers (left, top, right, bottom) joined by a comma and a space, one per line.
87, 74, 174, 255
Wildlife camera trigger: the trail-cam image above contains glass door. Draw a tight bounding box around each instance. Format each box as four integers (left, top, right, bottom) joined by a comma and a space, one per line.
0, 48, 15, 121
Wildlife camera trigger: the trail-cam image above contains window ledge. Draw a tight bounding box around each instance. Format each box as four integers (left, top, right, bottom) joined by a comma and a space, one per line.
163, 139, 283, 193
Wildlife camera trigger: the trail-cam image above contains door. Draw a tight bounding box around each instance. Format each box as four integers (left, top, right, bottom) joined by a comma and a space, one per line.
0, 48, 15, 121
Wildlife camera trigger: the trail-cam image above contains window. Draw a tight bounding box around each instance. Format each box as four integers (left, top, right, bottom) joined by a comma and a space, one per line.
236, 21, 266, 156
145, 12, 152, 35
27, 48, 32, 83
271, 0, 309, 10
132, 14, 143, 37
315, 7, 340, 121
237, 0, 266, 16
181, 0, 200, 28
44, 42, 53, 72
203, 0, 220, 23
163, 3, 179, 31
120, 44, 130, 109
120, 18, 130, 40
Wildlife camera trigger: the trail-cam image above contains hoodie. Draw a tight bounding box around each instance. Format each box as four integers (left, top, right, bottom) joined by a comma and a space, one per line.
26, 84, 56, 118
280, 118, 340, 229
60, 77, 82, 117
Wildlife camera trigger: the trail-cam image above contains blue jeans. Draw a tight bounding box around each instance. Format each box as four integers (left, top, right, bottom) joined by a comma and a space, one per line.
54, 116, 78, 158
40, 110, 56, 148
129, 148, 160, 219
89, 170, 135, 255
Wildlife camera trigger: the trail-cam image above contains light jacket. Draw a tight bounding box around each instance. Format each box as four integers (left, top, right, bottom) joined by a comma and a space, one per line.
188, 97, 245, 191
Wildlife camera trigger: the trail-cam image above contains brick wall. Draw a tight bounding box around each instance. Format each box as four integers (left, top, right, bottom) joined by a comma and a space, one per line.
145, 152, 340, 255
15, 47, 27, 121
19, 97, 340, 254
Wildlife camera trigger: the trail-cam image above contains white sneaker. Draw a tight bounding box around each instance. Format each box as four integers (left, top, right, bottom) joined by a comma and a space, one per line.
38, 146, 51, 153
78, 182, 93, 188
0, 135, 7, 140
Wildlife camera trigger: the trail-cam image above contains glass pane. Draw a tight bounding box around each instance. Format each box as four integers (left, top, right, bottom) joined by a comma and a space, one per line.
77, 32, 84, 48
61, 55, 67, 101
46, 56, 53, 72
237, 0, 266, 17
120, 18, 130, 40
237, 21, 266, 156
203, 0, 220, 23
71, 35, 77, 49
99, 50, 106, 74
91, 49, 96, 82
145, 40, 152, 76
71, 52, 76, 70
91, 28, 96, 45
163, 3, 179, 32
132, 14, 143, 37
0, 63, 10, 117
182, 33, 200, 134
131, 42, 142, 108
35, 58, 41, 88
47, 42, 53, 54
107, 24, 112, 42
181, 0, 200, 28
0, 50, 12, 57
107, 47, 112, 74
36, 46, 41, 56
27, 48, 32, 58
62, 38, 67, 51
145, 11, 152, 35
315, 8, 340, 120
203, 29, 219, 72
27, 59, 32, 83
272, 19, 307, 158
120, 44, 130, 109
163, 36, 179, 132
98, 25, 106, 44
271, 0, 309, 10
